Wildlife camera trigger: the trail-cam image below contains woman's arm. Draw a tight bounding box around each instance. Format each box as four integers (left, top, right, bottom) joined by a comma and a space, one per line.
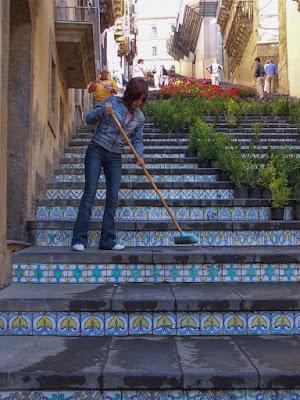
131, 120, 144, 158
85, 102, 105, 125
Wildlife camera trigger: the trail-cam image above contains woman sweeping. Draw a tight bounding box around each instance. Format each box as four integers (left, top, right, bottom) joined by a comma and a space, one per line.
72, 77, 148, 251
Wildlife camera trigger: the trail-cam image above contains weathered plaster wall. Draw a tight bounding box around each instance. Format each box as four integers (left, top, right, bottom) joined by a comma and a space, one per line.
0, 0, 10, 287
286, 0, 300, 97
7, 0, 79, 241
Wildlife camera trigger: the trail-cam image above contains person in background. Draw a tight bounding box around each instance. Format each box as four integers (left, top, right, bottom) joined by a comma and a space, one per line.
264, 59, 277, 94
159, 65, 169, 86
206, 58, 223, 86
132, 59, 146, 78
254, 57, 265, 99
71, 78, 148, 252
152, 65, 159, 89
87, 67, 118, 104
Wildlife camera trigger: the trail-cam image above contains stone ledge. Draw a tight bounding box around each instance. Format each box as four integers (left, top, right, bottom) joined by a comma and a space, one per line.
1, 282, 300, 312
27, 220, 300, 231
0, 336, 300, 389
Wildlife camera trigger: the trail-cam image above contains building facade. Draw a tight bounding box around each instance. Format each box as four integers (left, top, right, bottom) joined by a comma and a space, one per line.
217, 0, 300, 97
168, 0, 222, 79
0, 0, 125, 288
135, 0, 180, 72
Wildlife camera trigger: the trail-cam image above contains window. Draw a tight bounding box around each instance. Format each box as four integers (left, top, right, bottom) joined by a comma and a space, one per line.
152, 46, 157, 56
152, 26, 157, 36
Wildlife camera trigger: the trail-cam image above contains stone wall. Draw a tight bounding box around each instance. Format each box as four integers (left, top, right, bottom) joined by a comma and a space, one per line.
278, 0, 289, 95
0, 1, 10, 287
6, 0, 82, 241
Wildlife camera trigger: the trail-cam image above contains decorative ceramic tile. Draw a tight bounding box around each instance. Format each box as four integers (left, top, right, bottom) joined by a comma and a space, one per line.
0, 313, 8, 336
129, 313, 152, 335
56, 313, 80, 336
177, 313, 200, 335
280, 264, 298, 282
164, 265, 184, 282
200, 312, 223, 335
106, 265, 127, 283
261, 264, 280, 282
223, 264, 242, 282
153, 313, 176, 335
8, 312, 32, 335
145, 265, 165, 283
0, 393, 59, 400
270, 312, 294, 335
248, 312, 271, 335
33, 312, 56, 336
105, 313, 128, 336
81, 313, 105, 336
223, 312, 247, 335
295, 312, 300, 335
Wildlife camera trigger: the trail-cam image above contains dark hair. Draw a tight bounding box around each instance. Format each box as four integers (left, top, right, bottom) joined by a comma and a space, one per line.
138, 59, 144, 64
255, 57, 261, 62
123, 78, 148, 112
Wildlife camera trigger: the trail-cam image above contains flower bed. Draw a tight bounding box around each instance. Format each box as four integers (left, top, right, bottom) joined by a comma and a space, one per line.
156, 78, 255, 99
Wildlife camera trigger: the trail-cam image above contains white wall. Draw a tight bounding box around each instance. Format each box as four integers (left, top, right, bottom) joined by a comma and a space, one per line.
135, 0, 180, 70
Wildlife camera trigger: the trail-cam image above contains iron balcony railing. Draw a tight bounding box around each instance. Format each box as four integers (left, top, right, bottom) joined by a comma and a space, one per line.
225, 1, 254, 70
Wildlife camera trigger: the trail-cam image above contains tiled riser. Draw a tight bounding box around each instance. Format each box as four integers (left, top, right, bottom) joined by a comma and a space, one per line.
1, 311, 300, 336
65, 153, 187, 158
52, 175, 217, 183
45, 189, 233, 201
59, 163, 199, 169
35, 206, 293, 221
35, 229, 300, 247
69, 146, 188, 151
12, 263, 300, 284
0, 390, 299, 400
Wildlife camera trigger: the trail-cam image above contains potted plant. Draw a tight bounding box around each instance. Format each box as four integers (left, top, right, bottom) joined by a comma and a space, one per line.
269, 175, 291, 220
251, 121, 262, 142
258, 162, 275, 200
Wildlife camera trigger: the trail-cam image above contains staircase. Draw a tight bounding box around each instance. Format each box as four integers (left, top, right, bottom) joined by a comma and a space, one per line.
1, 114, 300, 398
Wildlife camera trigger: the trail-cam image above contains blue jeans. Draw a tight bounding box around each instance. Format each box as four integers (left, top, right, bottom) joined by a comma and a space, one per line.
72, 142, 122, 249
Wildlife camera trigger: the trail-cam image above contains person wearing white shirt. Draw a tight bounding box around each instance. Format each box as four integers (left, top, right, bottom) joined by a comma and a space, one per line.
207, 58, 223, 86
132, 59, 146, 79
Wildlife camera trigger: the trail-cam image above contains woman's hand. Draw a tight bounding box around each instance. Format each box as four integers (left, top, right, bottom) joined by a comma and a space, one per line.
137, 157, 145, 167
104, 103, 113, 115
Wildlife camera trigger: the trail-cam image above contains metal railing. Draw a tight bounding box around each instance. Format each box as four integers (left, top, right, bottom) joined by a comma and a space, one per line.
55, 5, 102, 70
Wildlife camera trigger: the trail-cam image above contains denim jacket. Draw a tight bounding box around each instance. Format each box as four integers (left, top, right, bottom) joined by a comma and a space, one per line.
85, 96, 145, 156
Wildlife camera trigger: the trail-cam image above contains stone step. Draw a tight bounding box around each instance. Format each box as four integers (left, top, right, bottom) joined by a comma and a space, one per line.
64, 149, 188, 157
63, 152, 187, 159
53, 174, 217, 183
47, 181, 233, 190
58, 162, 200, 170
28, 220, 300, 247
1, 283, 300, 336
69, 137, 299, 147
60, 156, 199, 164
67, 145, 188, 151
44, 187, 233, 201
0, 336, 299, 389
11, 245, 300, 284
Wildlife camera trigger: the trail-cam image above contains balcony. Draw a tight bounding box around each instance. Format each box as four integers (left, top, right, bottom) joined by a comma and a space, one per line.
100, 0, 125, 31
224, 1, 254, 72
55, 6, 97, 88
294, 0, 300, 11
217, 0, 234, 35
167, 5, 202, 61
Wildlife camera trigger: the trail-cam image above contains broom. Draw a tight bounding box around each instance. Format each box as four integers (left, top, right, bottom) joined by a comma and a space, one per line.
111, 111, 198, 245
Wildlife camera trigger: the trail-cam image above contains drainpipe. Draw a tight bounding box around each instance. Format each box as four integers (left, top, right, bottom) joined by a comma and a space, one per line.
95, 0, 102, 70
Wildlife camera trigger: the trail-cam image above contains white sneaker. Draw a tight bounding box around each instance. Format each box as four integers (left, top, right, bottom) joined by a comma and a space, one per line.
112, 243, 125, 250
72, 244, 85, 251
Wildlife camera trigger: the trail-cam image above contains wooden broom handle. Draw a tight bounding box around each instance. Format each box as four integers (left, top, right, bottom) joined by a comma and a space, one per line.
111, 111, 183, 234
